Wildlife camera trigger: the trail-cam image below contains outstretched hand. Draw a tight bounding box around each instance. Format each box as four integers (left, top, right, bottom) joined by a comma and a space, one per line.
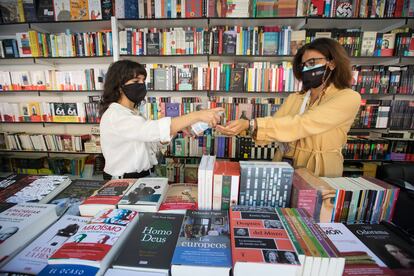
215, 119, 249, 136
197, 107, 225, 128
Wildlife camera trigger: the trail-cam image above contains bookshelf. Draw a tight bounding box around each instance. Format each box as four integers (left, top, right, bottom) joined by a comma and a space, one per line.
1, 13, 414, 176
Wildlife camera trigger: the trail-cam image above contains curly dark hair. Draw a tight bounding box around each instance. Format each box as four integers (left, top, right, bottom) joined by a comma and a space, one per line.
292, 38, 352, 93
99, 60, 147, 116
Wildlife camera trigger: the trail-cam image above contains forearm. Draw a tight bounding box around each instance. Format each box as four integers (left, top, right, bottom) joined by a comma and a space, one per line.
170, 112, 200, 136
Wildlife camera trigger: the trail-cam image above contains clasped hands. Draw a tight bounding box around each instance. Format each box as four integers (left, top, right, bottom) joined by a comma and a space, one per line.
195, 107, 250, 136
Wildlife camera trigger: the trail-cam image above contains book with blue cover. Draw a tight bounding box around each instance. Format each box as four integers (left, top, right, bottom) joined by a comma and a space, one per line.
171, 210, 231, 276
38, 264, 99, 275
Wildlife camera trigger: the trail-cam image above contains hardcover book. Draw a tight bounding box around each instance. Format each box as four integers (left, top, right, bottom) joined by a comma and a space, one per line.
158, 183, 198, 213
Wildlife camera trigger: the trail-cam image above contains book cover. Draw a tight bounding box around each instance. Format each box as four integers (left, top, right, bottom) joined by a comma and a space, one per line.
101, 0, 113, 19
54, 0, 71, 21
334, 0, 353, 17
291, 168, 336, 223
118, 178, 169, 212
230, 206, 300, 263
70, 0, 89, 20
171, 210, 231, 267
124, 0, 138, 19
0, 0, 19, 23
49, 209, 138, 265
2, 39, 19, 58
146, 32, 160, 55
48, 179, 107, 216
347, 224, 414, 270
23, 0, 37, 22
88, 0, 102, 20
0, 203, 59, 264
178, 68, 193, 90
5, 175, 70, 204
153, 69, 167, 90
223, 31, 237, 55
361, 32, 378, 56
16, 32, 32, 57
38, 264, 99, 276
290, 30, 306, 55
81, 179, 136, 206
159, 183, 198, 212
36, 0, 55, 21
381, 33, 396, 57
113, 213, 184, 272
1, 215, 90, 275
229, 68, 245, 92
165, 103, 180, 117
263, 32, 278, 55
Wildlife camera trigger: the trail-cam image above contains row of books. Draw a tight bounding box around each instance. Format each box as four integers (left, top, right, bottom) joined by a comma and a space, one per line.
0, 68, 107, 91
2, 0, 413, 23
117, 26, 414, 57
3, 27, 414, 59
389, 100, 414, 129
1, 154, 103, 176
352, 100, 391, 129
0, 132, 100, 153
2, 63, 413, 95
0, 101, 100, 123
2, 202, 412, 276
351, 65, 414, 95
1, 30, 112, 58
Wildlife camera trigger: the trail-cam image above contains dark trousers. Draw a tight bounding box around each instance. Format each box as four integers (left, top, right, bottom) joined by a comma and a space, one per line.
103, 170, 150, 180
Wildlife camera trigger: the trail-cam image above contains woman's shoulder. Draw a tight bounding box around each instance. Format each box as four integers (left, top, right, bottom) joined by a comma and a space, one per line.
331, 86, 361, 101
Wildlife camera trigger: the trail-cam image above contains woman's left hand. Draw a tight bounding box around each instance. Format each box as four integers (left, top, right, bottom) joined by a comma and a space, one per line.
216, 119, 249, 136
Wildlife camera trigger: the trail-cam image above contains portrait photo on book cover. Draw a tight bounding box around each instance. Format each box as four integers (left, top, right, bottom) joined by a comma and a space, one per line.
264, 219, 283, 229
262, 250, 299, 265
381, 242, 414, 269
127, 183, 158, 204
0, 226, 19, 244
233, 227, 250, 237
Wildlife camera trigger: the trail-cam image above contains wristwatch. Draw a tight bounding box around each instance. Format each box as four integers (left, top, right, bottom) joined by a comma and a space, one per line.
249, 119, 256, 136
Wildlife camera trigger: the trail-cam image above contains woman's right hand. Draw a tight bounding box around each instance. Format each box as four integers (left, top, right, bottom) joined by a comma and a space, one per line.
196, 107, 224, 127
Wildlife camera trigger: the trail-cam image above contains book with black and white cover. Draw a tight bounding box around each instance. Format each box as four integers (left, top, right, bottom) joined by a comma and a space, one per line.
118, 178, 169, 212
112, 213, 184, 275
5, 175, 72, 204
48, 209, 139, 275
0, 203, 60, 266
146, 33, 160, 55
1, 215, 90, 275
47, 179, 107, 216
361, 32, 377, 56
347, 223, 414, 271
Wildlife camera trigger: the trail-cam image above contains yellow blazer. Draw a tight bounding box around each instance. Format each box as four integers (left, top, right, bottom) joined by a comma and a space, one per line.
255, 84, 361, 177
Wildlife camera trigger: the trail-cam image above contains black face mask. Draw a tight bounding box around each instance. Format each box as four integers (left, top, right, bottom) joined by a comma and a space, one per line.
122, 83, 147, 106
302, 64, 330, 91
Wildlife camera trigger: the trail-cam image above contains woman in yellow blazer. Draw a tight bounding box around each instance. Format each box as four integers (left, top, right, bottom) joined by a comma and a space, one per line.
217, 38, 361, 177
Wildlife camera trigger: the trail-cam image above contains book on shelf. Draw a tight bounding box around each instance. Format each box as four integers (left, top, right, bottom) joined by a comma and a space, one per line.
171, 209, 232, 276
197, 155, 216, 210
118, 177, 169, 212
48, 209, 139, 274
47, 179, 107, 216
79, 179, 136, 217
0, 215, 90, 275
229, 206, 301, 276
158, 183, 198, 214
112, 212, 184, 275
0, 203, 60, 266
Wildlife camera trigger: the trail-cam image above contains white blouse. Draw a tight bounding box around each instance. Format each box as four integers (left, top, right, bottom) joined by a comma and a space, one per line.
100, 103, 171, 176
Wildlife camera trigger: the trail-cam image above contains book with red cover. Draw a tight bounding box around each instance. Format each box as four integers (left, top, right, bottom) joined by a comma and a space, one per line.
48, 209, 138, 274
79, 179, 136, 216
230, 205, 301, 276
158, 183, 198, 213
